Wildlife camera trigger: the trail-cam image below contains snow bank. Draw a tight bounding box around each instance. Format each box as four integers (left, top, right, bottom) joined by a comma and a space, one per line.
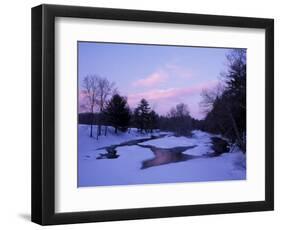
78, 125, 168, 152
139, 136, 197, 148
78, 125, 246, 187
139, 130, 213, 156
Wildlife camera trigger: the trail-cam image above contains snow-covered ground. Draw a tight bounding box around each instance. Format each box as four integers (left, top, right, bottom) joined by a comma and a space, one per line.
78, 125, 246, 187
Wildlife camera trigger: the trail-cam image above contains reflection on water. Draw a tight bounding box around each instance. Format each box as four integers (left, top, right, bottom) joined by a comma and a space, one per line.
140, 145, 198, 169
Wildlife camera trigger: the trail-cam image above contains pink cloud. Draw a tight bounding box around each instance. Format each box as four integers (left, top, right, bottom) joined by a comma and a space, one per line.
131, 64, 193, 88
129, 80, 217, 104
132, 72, 168, 87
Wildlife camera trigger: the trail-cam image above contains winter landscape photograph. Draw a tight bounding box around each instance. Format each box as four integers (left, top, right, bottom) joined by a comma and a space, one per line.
77, 42, 246, 187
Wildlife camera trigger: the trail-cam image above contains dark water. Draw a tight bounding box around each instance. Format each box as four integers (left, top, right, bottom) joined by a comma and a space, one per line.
139, 145, 199, 169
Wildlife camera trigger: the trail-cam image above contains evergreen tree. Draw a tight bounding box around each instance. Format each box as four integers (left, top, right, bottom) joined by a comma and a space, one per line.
103, 94, 131, 134
134, 99, 151, 133
148, 110, 158, 133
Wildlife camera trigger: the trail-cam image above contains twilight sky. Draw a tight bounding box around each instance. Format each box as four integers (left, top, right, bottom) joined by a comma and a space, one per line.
78, 42, 232, 120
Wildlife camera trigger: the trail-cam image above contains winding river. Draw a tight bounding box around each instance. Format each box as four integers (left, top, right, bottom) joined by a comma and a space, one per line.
96, 134, 215, 169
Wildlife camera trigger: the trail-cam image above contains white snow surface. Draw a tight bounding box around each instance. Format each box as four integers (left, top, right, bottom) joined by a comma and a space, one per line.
138, 130, 213, 156
78, 125, 246, 187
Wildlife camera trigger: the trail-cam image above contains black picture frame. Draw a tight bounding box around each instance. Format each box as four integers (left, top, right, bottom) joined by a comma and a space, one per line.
31, 4, 274, 225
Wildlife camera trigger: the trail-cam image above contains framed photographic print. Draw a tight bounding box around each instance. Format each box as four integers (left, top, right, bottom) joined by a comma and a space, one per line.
31, 4, 274, 225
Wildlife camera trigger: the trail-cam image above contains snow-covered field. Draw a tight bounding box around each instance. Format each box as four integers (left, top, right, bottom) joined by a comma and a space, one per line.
78, 125, 246, 187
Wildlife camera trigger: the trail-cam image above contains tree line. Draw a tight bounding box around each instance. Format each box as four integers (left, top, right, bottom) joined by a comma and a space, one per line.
80, 85, 194, 138
199, 49, 246, 152
80, 74, 194, 138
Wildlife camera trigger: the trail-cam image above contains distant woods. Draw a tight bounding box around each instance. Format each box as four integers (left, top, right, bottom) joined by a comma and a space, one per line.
79, 49, 246, 152
158, 103, 193, 136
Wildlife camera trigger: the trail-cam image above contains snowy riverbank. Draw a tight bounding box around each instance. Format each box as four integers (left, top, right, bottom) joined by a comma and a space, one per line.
78, 125, 246, 187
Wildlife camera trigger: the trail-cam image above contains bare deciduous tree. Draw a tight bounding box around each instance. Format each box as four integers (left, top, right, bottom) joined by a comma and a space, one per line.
82, 75, 99, 137
167, 103, 192, 136
200, 83, 224, 114
96, 78, 115, 136
81, 75, 116, 138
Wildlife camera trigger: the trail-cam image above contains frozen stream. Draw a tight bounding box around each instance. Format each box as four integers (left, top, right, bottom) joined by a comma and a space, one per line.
78, 125, 246, 187
96, 135, 204, 169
